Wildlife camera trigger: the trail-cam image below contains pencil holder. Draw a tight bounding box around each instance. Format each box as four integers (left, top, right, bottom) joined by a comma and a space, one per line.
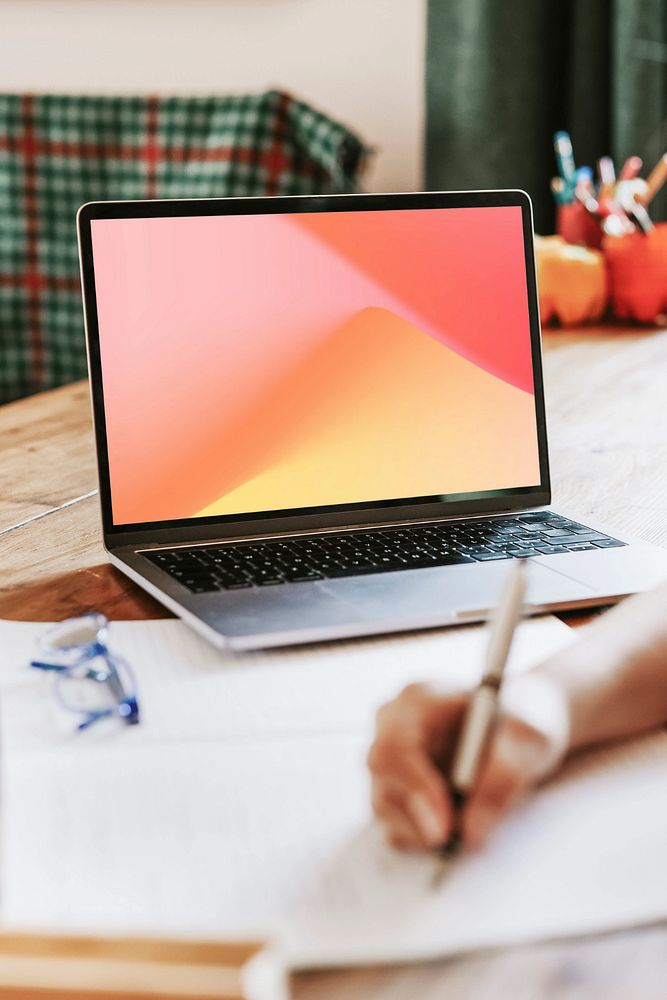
556, 202, 603, 250
535, 236, 608, 327
603, 223, 667, 324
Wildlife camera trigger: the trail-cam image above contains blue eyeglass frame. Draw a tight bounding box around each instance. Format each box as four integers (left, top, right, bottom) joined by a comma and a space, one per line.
29, 613, 140, 730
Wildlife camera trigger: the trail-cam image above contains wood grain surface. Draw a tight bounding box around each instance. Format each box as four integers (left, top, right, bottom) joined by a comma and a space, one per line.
544, 328, 667, 547
0, 381, 97, 533
2, 324, 667, 997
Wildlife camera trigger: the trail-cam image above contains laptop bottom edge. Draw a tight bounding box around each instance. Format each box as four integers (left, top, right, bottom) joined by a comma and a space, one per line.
107, 549, 640, 652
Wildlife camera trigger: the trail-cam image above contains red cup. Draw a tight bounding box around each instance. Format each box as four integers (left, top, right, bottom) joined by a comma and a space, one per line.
603, 223, 667, 324
557, 202, 603, 249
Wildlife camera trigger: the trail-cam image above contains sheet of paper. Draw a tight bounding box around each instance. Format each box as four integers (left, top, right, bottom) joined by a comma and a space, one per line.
4, 614, 666, 969
283, 730, 667, 967
3, 724, 667, 969
0, 614, 573, 749
1, 734, 370, 940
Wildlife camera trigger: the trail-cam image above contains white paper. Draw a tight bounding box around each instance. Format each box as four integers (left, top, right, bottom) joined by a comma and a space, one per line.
4, 724, 667, 969
4, 614, 665, 970
283, 730, 667, 967
2, 734, 370, 940
0, 614, 572, 749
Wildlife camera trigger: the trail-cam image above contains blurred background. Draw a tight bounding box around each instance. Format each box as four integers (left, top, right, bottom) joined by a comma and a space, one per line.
3, 0, 664, 232
1, 0, 665, 402
427, 0, 667, 231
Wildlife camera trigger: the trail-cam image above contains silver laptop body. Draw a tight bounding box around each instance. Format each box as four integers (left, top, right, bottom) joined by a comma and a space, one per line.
78, 190, 667, 650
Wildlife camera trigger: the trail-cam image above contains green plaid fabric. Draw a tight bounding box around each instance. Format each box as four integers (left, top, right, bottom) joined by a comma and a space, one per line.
0, 90, 367, 403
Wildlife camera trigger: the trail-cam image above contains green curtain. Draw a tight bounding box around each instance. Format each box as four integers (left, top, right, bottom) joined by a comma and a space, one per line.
426, 0, 667, 233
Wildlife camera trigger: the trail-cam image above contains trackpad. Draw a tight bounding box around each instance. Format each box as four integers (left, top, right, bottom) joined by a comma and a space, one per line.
323, 560, 596, 622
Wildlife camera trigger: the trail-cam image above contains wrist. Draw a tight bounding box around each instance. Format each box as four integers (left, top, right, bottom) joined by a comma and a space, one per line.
500, 671, 572, 775
529, 637, 633, 753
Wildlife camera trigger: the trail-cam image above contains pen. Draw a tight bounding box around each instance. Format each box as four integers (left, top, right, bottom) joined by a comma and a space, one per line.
598, 156, 616, 197
574, 166, 598, 213
432, 559, 528, 885
616, 169, 653, 234
619, 155, 643, 181
550, 176, 570, 205
628, 199, 654, 234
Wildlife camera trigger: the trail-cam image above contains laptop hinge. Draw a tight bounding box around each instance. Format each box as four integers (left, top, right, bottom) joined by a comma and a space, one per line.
126, 506, 550, 553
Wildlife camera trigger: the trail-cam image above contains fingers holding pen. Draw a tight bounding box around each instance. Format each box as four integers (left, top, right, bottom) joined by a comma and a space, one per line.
371, 781, 443, 851
370, 761, 449, 850
369, 673, 571, 855
368, 684, 467, 850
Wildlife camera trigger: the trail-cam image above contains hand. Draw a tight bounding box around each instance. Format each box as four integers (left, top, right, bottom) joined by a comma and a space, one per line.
368, 675, 570, 852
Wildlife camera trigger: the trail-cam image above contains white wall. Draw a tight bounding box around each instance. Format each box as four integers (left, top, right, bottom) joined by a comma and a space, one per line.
0, 0, 426, 192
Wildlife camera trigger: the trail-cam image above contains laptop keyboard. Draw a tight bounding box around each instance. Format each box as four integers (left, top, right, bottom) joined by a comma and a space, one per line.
141, 512, 625, 594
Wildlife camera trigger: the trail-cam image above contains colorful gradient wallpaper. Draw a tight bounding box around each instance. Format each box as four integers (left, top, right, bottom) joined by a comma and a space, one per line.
91, 206, 541, 526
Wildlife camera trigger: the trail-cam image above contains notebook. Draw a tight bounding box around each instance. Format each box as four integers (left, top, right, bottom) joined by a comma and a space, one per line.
1, 616, 666, 969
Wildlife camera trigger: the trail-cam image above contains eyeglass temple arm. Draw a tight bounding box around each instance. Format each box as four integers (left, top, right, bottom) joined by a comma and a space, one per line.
29, 660, 69, 672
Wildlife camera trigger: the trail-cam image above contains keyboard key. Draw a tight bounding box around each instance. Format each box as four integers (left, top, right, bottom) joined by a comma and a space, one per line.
541, 532, 594, 544
593, 538, 625, 548
437, 554, 476, 565
324, 565, 364, 577
283, 569, 324, 582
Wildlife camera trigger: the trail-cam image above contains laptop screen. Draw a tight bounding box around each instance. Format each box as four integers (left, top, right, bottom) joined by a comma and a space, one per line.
90, 204, 542, 528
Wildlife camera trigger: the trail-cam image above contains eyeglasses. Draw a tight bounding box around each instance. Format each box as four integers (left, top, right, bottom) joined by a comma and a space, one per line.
29, 613, 140, 731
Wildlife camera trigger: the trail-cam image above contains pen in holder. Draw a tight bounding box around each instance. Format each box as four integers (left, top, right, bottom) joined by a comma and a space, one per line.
548, 135, 667, 326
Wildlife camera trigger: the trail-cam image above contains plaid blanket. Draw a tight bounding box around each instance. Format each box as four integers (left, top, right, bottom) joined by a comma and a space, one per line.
0, 91, 367, 403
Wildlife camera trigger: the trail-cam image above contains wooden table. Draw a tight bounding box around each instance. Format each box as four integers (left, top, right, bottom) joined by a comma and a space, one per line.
2, 326, 667, 997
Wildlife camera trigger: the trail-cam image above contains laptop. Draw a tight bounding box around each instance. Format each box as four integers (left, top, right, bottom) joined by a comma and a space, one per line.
77, 190, 667, 650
